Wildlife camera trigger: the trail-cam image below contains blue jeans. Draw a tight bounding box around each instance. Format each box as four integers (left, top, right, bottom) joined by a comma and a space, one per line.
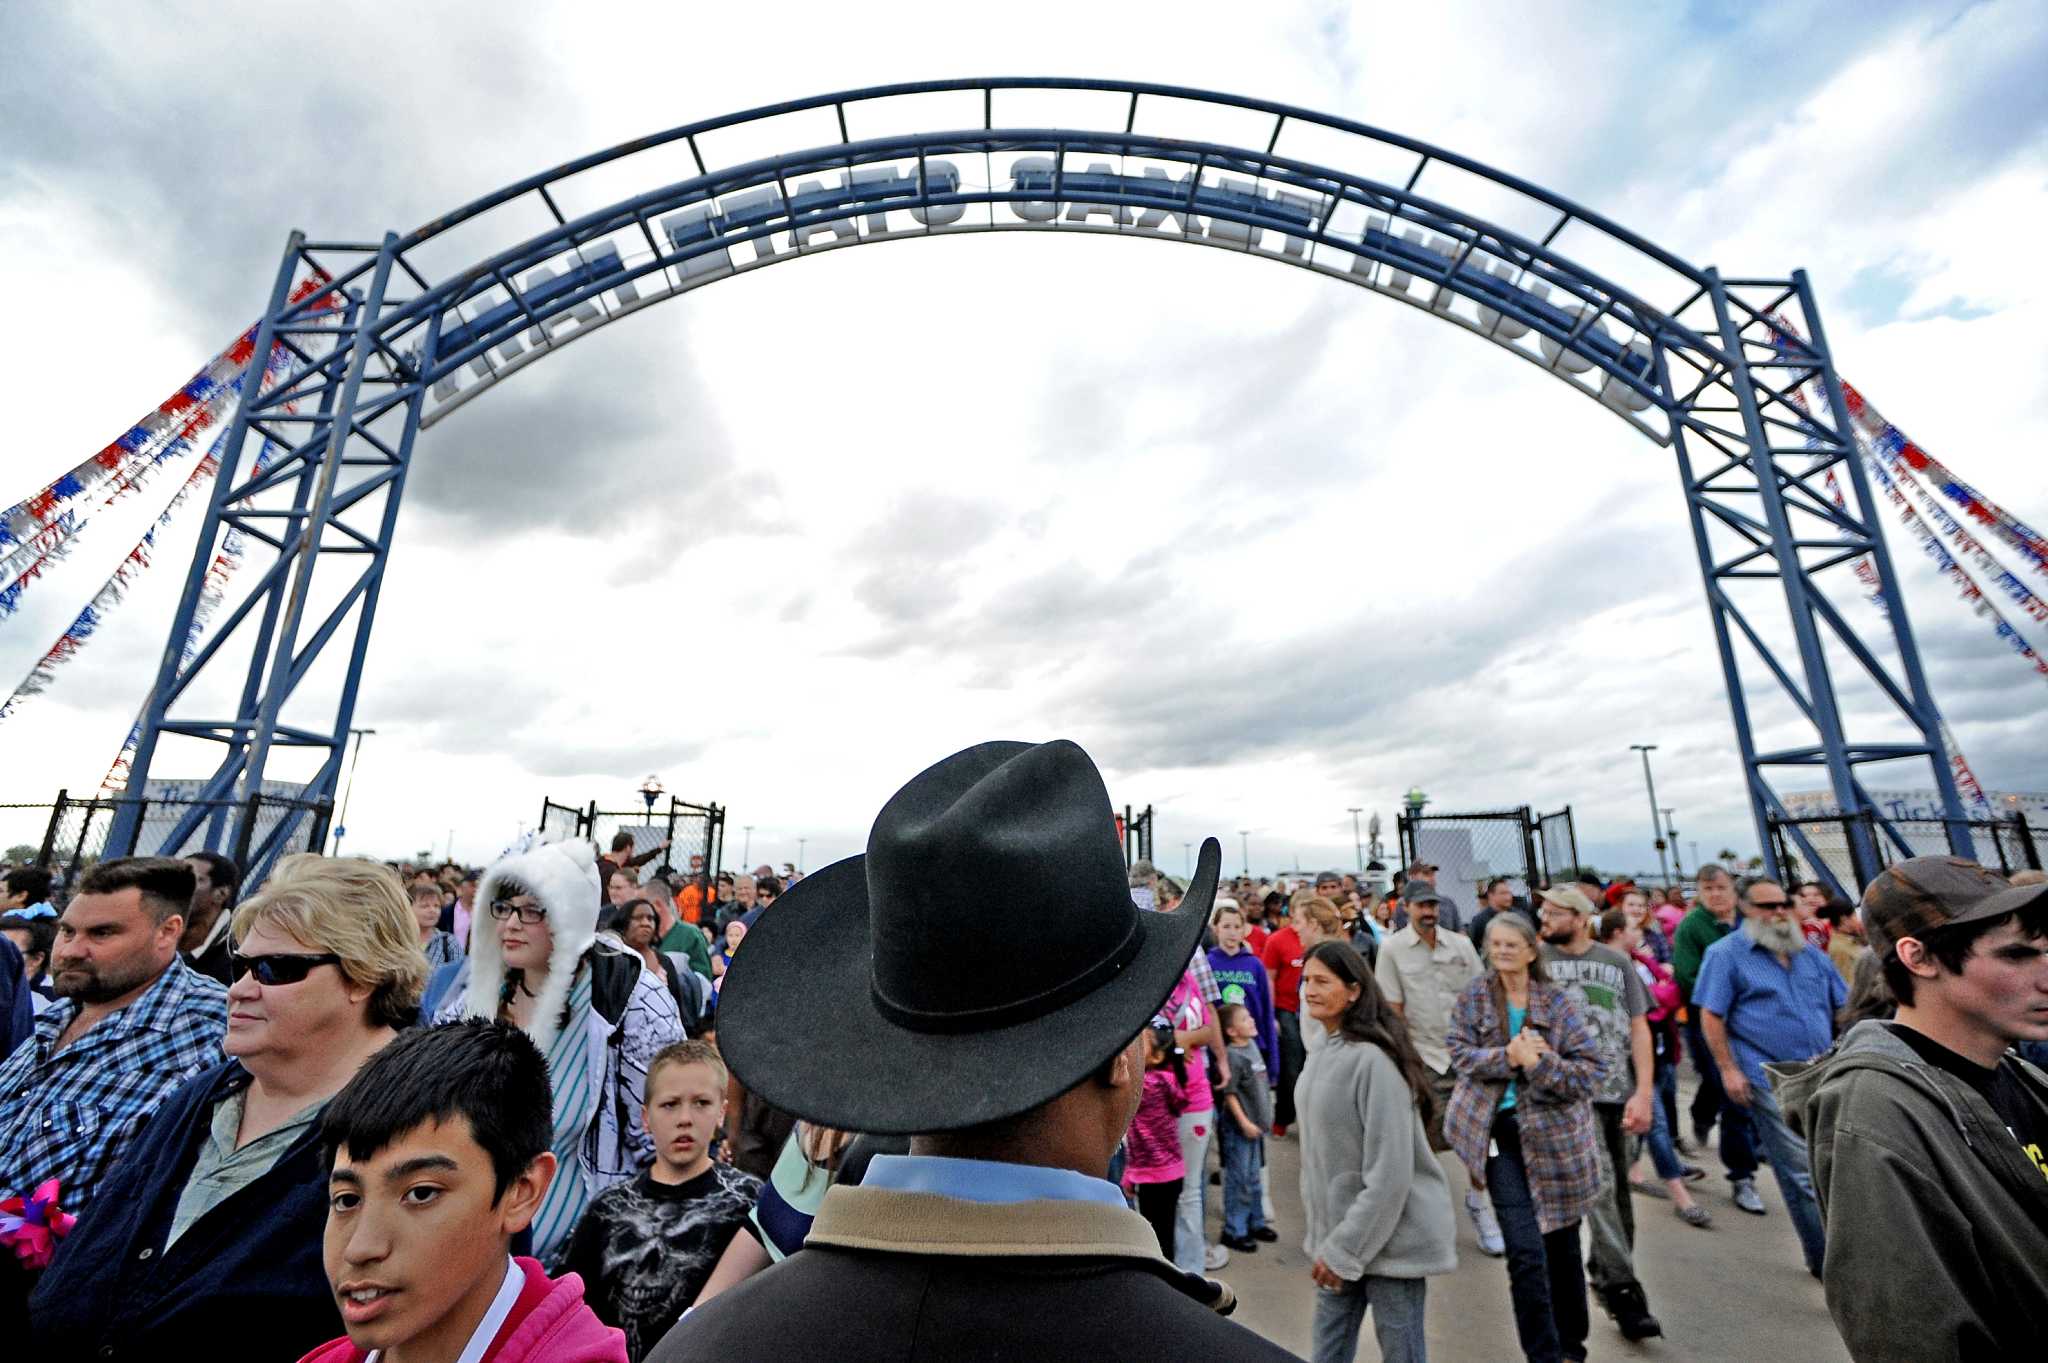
1686, 1013, 1758, 1181
1642, 1060, 1686, 1182
1751, 1073, 1827, 1275
1311, 1274, 1429, 1363
1219, 1122, 1267, 1238
1486, 1115, 1588, 1363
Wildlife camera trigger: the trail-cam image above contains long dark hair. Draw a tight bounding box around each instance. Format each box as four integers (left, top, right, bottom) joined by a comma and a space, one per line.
1304, 940, 1438, 1130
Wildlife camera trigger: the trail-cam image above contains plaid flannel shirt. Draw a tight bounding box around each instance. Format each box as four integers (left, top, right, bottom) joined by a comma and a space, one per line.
1442, 976, 1605, 1234
1187, 948, 1220, 1006
0, 957, 227, 1217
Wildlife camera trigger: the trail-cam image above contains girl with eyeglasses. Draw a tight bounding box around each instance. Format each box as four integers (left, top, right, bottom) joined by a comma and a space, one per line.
434, 834, 687, 1267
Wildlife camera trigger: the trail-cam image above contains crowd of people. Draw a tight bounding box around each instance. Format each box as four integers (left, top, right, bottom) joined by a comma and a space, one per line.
0, 742, 2044, 1362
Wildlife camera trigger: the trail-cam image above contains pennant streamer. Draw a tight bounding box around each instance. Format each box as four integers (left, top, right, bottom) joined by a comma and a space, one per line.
0, 274, 337, 621
1862, 452, 2048, 682
1840, 382, 2048, 582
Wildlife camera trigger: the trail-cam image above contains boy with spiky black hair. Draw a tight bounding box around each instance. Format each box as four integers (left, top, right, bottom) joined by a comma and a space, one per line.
295, 1020, 626, 1363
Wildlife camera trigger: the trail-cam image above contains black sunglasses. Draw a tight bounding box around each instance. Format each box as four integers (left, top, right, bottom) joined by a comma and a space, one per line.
232, 951, 343, 986
489, 900, 548, 925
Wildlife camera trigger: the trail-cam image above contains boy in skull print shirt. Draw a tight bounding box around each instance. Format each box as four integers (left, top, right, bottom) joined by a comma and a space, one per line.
561, 1041, 761, 1360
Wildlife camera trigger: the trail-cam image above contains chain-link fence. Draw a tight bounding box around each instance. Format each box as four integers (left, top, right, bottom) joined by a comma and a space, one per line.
539, 795, 725, 880
1771, 811, 2040, 894
1399, 807, 1544, 899
11, 790, 331, 891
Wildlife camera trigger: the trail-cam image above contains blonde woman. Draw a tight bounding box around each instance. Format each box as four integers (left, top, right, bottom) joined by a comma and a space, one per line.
30, 855, 423, 1359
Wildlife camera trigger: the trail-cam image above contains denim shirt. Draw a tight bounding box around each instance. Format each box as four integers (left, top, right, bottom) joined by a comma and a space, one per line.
1692, 931, 1846, 1086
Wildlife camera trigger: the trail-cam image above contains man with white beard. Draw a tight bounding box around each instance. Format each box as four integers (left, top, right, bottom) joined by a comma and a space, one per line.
1694, 878, 1846, 1278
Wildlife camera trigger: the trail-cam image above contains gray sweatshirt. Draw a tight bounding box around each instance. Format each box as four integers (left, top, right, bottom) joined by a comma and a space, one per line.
1294, 1031, 1458, 1281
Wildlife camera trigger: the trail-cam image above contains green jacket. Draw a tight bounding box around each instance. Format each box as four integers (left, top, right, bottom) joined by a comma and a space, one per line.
1771, 1021, 2048, 1362
1670, 904, 1732, 999
661, 918, 714, 980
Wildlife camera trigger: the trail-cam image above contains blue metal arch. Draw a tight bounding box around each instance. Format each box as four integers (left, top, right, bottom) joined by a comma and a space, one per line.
116, 78, 1968, 887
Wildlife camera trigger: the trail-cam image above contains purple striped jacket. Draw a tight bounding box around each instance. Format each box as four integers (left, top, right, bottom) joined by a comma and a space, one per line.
1444, 977, 1607, 1234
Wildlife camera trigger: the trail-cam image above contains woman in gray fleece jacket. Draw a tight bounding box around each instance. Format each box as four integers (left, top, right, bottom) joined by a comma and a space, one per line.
1296, 941, 1457, 1363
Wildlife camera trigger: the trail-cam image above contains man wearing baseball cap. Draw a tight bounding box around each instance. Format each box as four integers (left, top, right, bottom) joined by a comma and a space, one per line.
1774, 857, 2048, 1361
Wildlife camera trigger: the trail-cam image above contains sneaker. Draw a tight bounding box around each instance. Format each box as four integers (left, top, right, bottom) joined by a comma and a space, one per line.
1204, 1243, 1231, 1271
1603, 1283, 1664, 1341
1220, 1233, 1259, 1253
1251, 1226, 1278, 1243
1465, 1190, 1506, 1257
1676, 1203, 1713, 1228
1732, 1178, 1767, 1215
1270, 1124, 1288, 1139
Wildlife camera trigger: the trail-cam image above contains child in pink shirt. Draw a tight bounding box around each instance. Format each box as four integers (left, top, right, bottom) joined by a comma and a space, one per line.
1122, 1024, 1189, 1262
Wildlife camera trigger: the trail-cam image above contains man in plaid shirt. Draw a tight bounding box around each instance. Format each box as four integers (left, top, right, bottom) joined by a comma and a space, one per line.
0, 857, 227, 1233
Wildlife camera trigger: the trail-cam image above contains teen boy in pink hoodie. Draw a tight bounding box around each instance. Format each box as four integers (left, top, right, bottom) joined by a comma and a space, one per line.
296, 1020, 626, 1363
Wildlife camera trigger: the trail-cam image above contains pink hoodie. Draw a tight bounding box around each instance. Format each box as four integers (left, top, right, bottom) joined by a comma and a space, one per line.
1123, 1064, 1191, 1185
295, 1257, 626, 1363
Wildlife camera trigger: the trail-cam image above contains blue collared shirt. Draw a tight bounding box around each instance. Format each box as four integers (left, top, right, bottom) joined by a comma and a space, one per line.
861, 1154, 1128, 1209
1693, 930, 1846, 1085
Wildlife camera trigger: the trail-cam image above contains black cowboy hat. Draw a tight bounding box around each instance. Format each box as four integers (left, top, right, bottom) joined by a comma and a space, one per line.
717, 739, 1219, 1135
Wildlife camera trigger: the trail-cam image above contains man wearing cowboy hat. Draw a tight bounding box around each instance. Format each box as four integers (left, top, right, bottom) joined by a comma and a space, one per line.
648, 740, 1298, 1361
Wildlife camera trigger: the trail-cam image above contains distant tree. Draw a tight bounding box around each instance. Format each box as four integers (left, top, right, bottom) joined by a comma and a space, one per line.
4, 844, 38, 865
1745, 855, 1766, 872
1717, 847, 1740, 864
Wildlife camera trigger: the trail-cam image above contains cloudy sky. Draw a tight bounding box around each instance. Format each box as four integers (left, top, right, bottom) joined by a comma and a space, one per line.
3, 0, 2045, 879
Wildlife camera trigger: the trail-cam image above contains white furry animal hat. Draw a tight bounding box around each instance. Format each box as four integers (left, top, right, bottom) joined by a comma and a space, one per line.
463, 830, 603, 1054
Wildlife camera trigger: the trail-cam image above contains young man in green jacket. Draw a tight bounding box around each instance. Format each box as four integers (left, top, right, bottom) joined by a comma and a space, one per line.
1670, 865, 1762, 1212
1774, 856, 2048, 1362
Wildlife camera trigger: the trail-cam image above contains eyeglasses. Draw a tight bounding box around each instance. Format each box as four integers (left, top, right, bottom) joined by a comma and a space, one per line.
1748, 898, 1792, 911
232, 951, 343, 986
489, 899, 548, 925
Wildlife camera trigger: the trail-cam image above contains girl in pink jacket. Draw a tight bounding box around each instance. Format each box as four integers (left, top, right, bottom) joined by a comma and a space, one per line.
1122, 1023, 1190, 1262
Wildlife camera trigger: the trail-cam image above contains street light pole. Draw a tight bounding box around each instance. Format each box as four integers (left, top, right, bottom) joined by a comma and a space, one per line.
1183, 842, 1193, 876
1663, 808, 1683, 880
742, 825, 753, 866
1238, 830, 1250, 878
1347, 808, 1364, 874
330, 727, 375, 856
1630, 744, 1671, 884
797, 838, 806, 872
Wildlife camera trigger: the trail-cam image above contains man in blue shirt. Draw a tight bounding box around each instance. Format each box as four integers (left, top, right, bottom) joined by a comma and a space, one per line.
1694, 876, 1846, 1277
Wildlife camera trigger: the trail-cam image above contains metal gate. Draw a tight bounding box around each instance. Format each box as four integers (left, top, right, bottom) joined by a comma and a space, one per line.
1770, 811, 2040, 897
35, 788, 330, 889
1395, 805, 1585, 897
1537, 807, 1581, 884
1120, 804, 1154, 870
538, 795, 726, 879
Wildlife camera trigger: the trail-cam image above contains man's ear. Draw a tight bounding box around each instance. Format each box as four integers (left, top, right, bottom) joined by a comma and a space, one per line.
1894, 938, 1940, 980
499, 1152, 558, 1235
1099, 1032, 1143, 1090
158, 913, 186, 949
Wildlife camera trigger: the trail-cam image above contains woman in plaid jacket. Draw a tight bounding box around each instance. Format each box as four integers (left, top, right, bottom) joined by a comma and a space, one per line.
1445, 914, 1606, 1363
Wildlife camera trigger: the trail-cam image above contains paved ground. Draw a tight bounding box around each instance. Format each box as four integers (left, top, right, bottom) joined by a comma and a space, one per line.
1216, 1117, 1849, 1362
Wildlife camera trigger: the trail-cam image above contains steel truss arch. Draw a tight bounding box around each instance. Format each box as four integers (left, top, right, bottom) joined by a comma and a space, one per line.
115, 77, 1969, 887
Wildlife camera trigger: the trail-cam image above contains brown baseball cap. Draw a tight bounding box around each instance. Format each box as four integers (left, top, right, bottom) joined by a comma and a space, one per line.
1404, 860, 1438, 876
1537, 885, 1597, 916
1860, 856, 2048, 960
